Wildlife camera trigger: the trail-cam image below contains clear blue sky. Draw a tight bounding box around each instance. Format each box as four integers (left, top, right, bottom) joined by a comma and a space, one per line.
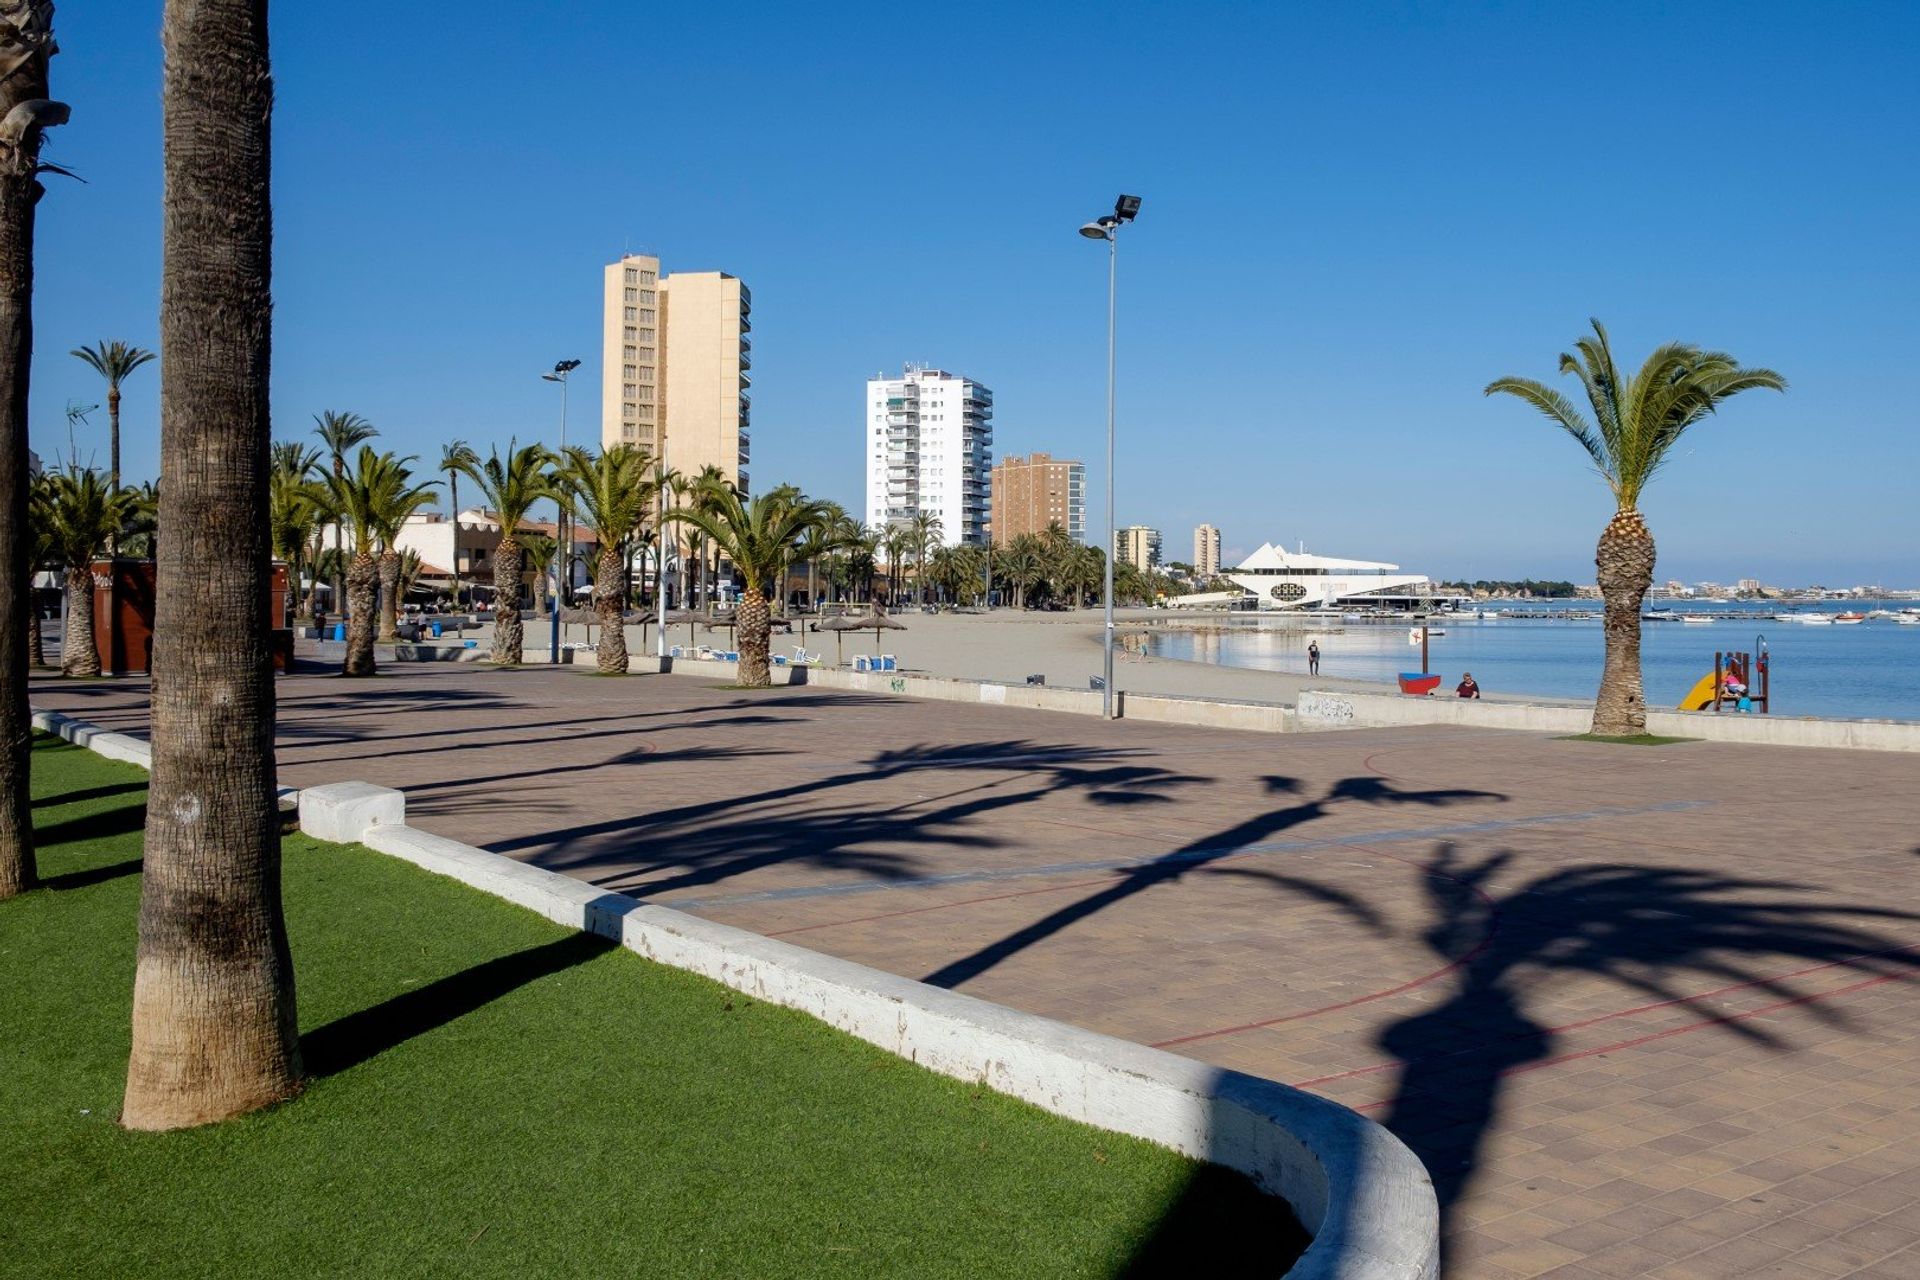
31, 1, 1920, 586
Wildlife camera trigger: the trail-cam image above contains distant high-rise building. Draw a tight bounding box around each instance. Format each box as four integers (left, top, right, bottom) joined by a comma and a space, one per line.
601, 254, 752, 491
989, 451, 1085, 545
1193, 524, 1222, 577
1114, 525, 1162, 572
864, 364, 993, 545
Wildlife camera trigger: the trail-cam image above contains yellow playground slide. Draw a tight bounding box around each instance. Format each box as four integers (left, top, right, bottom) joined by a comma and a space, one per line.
1678, 670, 1724, 711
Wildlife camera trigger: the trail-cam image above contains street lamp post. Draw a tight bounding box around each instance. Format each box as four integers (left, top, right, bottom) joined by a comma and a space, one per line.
656, 430, 670, 659
543, 358, 581, 664
1080, 194, 1140, 719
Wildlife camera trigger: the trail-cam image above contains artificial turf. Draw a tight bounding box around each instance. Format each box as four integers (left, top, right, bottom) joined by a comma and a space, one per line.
0, 736, 1304, 1278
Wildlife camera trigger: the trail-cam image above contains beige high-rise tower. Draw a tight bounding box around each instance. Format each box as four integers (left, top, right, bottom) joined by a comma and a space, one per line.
1193, 523, 1222, 576
601, 255, 752, 491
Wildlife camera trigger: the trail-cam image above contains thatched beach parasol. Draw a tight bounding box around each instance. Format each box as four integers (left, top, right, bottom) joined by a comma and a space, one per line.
816, 607, 907, 666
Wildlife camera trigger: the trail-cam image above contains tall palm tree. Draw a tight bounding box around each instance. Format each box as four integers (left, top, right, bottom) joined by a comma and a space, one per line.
71, 339, 157, 503
324, 447, 430, 675
370, 463, 437, 644
881, 524, 914, 608
554, 443, 654, 673
0, 0, 68, 899
43, 468, 139, 676
313, 409, 376, 616
439, 440, 477, 610
909, 510, 943, 606
666, 486, 829, 687
124, 0, 300, 1130
268, 458, 324, 625
455, 441, 554, 665
270, 443, 321, 620
1486, 319, 1785, 734
23, 473, 51, 668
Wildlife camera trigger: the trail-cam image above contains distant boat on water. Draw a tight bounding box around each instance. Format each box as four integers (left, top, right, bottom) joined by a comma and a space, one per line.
1833, 612, 1867, 625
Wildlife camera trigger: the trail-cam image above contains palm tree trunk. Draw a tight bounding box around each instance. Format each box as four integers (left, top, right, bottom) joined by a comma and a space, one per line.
737, 585, 771, 687
1592, 508, 1656, 736
108, 385, 122, 491
124, 0, 301, 1131
376, 549, 400, 642
594, 546, 627, 674
491, 538, 523, 665
303, 529, 322, 621
0, 0, 62, 897
26, 580, 43, 667
344, 551, 377, 676
60, 565, 98, 676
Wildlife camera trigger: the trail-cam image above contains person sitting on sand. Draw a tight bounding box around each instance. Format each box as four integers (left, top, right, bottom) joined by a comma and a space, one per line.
1456, 673, 1481, 699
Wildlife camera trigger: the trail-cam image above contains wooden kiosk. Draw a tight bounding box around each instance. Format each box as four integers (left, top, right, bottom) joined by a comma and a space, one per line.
90, 560, 295, 675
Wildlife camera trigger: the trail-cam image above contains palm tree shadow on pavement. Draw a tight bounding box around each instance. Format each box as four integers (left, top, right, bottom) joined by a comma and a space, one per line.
507, 740, 1214, 902
1376, 842, 1920, 1257
303, 930, 618, 1077
921, 775, 1505, 991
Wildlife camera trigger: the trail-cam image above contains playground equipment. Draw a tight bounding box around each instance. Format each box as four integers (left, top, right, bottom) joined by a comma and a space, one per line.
1678, 636, 1770, 713
1397, 622, 1443, 695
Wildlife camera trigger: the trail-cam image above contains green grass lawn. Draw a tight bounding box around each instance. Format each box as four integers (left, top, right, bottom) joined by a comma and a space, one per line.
1, 736, 1303, 1278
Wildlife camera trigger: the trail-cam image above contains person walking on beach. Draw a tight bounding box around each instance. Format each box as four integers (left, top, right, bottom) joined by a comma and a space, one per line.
1307, 640, 1320, 676
1456, 672, 1481, 699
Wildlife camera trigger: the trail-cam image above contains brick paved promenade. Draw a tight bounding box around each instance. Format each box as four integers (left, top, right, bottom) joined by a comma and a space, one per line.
33, 664, 1920, 1279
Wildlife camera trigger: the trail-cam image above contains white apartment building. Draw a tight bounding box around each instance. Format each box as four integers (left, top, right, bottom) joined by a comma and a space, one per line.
863, 364, 993, 547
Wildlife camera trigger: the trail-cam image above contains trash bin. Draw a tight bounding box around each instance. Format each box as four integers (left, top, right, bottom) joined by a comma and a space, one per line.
429, 623, 442, 638
330, 623, 346, 641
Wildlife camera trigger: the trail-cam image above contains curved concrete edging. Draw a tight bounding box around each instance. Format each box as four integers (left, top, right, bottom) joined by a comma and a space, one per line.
30, 707, 301, 811
306, 783, 1440, 1280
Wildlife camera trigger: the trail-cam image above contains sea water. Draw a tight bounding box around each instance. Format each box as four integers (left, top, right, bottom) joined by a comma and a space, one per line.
1139, 602, 1920, 722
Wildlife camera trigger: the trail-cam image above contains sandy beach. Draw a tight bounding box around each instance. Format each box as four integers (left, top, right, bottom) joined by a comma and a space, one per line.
530, 607, 1570, 707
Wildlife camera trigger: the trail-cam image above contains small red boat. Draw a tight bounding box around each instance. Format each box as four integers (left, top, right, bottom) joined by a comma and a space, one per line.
1398, 672, 1443, 696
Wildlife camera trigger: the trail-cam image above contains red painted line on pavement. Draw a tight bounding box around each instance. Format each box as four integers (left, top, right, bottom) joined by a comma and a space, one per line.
1295, 946, 1920, 1093
1154, 846, 1502, 1049
1349, 969, 1915, 1111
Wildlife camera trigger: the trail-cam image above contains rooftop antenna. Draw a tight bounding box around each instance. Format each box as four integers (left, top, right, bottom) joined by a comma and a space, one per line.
64, 400, 97, 471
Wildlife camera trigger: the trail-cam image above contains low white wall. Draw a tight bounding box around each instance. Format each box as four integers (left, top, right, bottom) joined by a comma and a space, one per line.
307, 783, 1437, 1280
1296, 688, 1920, 751
30, 707, 301, 810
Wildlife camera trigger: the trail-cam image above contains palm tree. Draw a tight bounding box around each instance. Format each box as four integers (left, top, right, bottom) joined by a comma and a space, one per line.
554, 443, 654, 674
324, 447, 431, 675
313, 409, 376, 616
0, 0, 68, 900
124, 0, 301, 1130
881, 524, 914, 608
455, 441, 554, 665
666, 486, 829, 687
270, 443, 321, 619
71, 339, 157, 504
909, 510, 943, 606
370, 463, 437, 644
439, 440, 478, 610
268, 457, 324, 624
24, 473, 52, 668
42, 468, 139, 676
1486, 319, 1784, 735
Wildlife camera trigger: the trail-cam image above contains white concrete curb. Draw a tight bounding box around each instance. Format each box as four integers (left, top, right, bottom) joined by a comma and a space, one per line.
301, 781, 1440, 1280
30, 707, 301, 811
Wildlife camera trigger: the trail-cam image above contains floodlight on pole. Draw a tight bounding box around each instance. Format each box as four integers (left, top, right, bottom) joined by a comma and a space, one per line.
1079, 195, 1140, 719
544, 359, 581, 664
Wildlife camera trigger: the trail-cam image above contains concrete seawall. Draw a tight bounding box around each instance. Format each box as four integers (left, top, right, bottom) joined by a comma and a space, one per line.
613, 652, 1920, 753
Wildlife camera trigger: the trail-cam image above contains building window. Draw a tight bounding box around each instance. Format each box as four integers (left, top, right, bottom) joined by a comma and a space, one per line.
625, 268, 637, 284
624, 288, 637, 303
637, 328, 655, 342
623, 364, 637, 378
624, 384, 637, 397
624, 346, 637, 360
638, 309, 656, 323
624, 326, 636, 340
638, 274, 655, 287
624, 307, 637, 322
